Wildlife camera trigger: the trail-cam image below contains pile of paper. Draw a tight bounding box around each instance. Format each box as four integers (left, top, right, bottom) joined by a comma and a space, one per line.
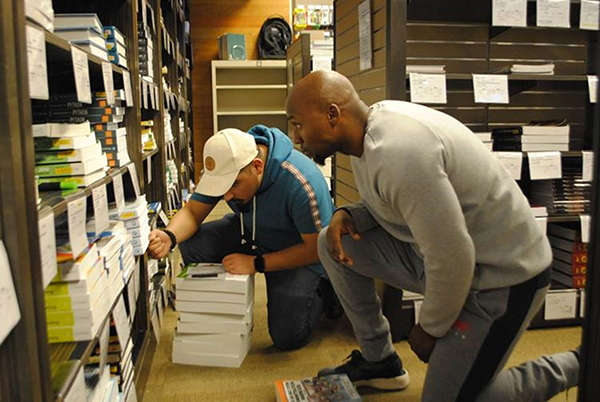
511, 63, 555, 75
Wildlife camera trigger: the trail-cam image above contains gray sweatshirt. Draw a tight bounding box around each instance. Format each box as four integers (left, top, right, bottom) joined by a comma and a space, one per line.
344, 100, 552, 338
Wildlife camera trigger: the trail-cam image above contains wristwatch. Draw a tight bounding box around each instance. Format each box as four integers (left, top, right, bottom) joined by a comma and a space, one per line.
161, 229, 177, 252
254, 253, 266, 273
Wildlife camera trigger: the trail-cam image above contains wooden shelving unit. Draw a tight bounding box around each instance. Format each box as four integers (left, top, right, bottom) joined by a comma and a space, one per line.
0, 0, 194, 400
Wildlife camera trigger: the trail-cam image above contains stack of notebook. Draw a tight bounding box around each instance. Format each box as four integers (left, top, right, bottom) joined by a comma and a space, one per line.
173, 263, 254, 368
55, 14, 108, 61
45, 243, 111, 343
104, 26, 128, 68
93, 90, 131, 168
109, 195, 151, 256
548, 223, 587, 289
492, 124, 570, 152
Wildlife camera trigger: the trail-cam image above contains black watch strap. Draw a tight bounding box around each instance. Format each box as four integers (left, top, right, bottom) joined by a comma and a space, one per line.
161, 229, 177, 252
254, 253, 266, 273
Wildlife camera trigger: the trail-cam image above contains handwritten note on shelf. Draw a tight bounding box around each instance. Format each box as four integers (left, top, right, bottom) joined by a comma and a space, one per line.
0, 241, 21, 346
123, 71, 134, 107
101, 62, 115, 105
70, 46, 92, 104
544, 290, 577, 320
26, 25, 49, 100
582, 151, 594, 182
92, 184, 110, 235
537, 0, 570, 28
358, 0, 372, 71
113, 171, 126, 212
113, 295, 131, 349
580, 0, 600, 31
492, 0, 527, 27
589, 76, 598, 104
68, 197, 88, 259
38, 210, 57, 289
409, 73, 447, 104
494, 152, 523, 180
580, 214, 591, 243
473, 74, 509, 104
527, 152, 562, 180
128, 163, 141, 197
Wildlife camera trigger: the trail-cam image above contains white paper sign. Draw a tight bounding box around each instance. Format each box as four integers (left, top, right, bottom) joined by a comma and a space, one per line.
544, 290, 577, 320
70, 46, 92, 104
92, 184, 110, 235
141, 0, 148, 26
26, 25, 49, 100
493, 0, 527, 27
149, 84, 156, 110
494, 152, 523, 180
99, 319, 110, 369
113, 172, 126, 211
127, 277, 137, 320
158, 210, 169, 227
537, 0, 570, 28
473, 75, 509, 104
312, 57, 332, 71
358, 0, 372, 71
413, 300, 423, 324
113, 295, 131, 349
580, 0, 600, 30
0, 241, 21, 346
582, 151, 594, 182
128, 164, 141, 197
142, 80, 148, 109
68, 197, 88, 259
527, 152, 562, 180
536, 217, 548, 236
122, 71, 133, 107
147, 155, 152, 184
409, 73, 447, 104
101, 62, 115, 105
580, 214, 591, 243
580, 290, 586, 318
154, 86, 160, 110
588, 76, 598, 103
38, 210, 57, 288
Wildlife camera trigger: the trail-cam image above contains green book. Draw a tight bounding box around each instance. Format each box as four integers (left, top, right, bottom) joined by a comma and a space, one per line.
34, 132, 97, 151
35, 154, 107, 177
35, 142, 102, 164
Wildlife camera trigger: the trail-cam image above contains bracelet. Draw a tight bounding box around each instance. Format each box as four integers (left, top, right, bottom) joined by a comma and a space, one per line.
161, 229, 177, 252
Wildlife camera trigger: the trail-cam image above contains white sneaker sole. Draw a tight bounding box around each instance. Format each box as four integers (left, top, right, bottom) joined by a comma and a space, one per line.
354, 370, 410, 391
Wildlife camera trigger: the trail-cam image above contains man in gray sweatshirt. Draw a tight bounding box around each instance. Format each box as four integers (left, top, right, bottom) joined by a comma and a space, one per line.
286, 70, 580, 401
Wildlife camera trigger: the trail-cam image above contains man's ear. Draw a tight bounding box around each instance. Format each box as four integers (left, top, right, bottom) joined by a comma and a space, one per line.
328, 104, 341, 127
253, 158, 265, 175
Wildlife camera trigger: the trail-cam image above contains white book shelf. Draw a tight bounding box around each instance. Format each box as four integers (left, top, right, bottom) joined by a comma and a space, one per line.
211, 60, 288, 134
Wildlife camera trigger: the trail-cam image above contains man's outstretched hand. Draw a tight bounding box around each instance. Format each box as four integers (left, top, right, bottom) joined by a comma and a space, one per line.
147, 229, 171, 259
326, 209, 361, 267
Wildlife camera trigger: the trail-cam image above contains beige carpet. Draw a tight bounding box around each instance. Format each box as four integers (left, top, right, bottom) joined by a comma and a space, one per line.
142, 271, 581, 401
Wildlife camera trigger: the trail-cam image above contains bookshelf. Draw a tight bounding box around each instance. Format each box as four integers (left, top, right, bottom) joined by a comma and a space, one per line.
0, 0, 194, 400
211, 60, 288, 135
333, 0, 598, 341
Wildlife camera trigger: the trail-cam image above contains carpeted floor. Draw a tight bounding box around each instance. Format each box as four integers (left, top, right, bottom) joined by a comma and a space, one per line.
141, 272, 581, 401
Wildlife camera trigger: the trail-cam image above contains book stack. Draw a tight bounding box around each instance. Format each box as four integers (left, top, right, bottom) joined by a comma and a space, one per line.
138, 10, 154, 78
529, 159, 591, 216
548, 223, 587, 289
492, 124, 570, 152
104, 26, 128, 68
94, 90, 131, 168
109, 195, 151, 256
97, 221, 129, 305
173, 264, 254, 368
406, 65, 446, 74
274, 374, 362, 402
45, 244, 111, 343
511, 63, 555, 75
55, 14, 108, 61
473, 132, 493, 151
25, 0, 54, 31
141, 120, 157, 151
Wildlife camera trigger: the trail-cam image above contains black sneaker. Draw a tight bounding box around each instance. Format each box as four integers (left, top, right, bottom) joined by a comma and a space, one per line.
319, 279, 344, 320
318, 350, 409, 391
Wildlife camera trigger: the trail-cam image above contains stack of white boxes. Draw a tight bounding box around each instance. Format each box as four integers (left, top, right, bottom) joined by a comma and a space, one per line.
45, 243, 110, 343
110, 195, 151, 256
173, 264, 254, 368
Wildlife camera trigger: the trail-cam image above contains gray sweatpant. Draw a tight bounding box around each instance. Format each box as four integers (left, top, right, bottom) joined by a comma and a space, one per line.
317, 225, 579, 401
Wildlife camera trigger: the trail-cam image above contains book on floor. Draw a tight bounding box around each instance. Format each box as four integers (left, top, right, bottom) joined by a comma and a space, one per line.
274, 373, 362, 402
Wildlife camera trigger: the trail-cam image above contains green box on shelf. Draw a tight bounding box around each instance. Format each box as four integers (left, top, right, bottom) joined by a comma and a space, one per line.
218, 33, 246, 60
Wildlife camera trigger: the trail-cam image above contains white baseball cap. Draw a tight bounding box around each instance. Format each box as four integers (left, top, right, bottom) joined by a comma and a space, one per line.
197, 128, 258, 197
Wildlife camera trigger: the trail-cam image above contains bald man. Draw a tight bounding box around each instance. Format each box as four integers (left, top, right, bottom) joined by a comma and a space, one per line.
286, 70, 579, 401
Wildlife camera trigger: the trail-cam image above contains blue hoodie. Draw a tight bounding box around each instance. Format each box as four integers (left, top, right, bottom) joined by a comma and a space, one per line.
191, 125, 334, 275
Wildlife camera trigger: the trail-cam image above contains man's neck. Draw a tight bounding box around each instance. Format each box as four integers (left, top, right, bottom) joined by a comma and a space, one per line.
341, 102, 371, 158
258, 144, 269, 163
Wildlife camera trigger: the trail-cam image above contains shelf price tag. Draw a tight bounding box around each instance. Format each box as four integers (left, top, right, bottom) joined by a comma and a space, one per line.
580, 214, 591, 243
473, 74, 509, 104
0, 241, 21, 346
588, 76, 598, 104
149, 83, 156, 110
71, 46, 92, 104
67, 197, 88, 259
492, 0, 527, 27
113, 295, 131, 349
582, 151, 594, 182
128, 163, 141, 197
26, 25, 49, 100
113, 171, 126, 211
536, 0, 570, 28
101, 62, 115, 105
409, 73, 447, 104
494, 152, 523, 180
38, 209, 57, 288
581, 0, 600, 30
154, 86, 160, 110
358, 0, 372, 71
123, 70, 134, 107
527, 152, 562, 180
544, 290, 577, 320
142, 80, 148, 110
92, 184, 110, 235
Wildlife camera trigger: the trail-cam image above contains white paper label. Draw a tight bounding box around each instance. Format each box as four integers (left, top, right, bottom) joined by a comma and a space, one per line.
588, 76, 598, 103
494, 152, 523, 180
147, 155, 152, 184
128, 277, 137, 320
92, 184, 110, 235
99, 319, 110, 369
536, 217, 547, 237
154, 86, 160, 110
473, 74, 509, 104
544, 291, 577, 320
141, 0, 148, 26
582, 151, 594, 182
142, 80, 148, 109
26, 25, 49, 100
580, 0, 600, 30
122, 71, 133, 107
312, 57, 333, 72
101, 62, 115, 105
128, 164, 141, 197
537, 0, 570, 28
113, 172, 126, 211
159, 210, 169, 227
409, 73, 447, 104
580, 214, 591, 243
493, 0, 527, 27
71, 46, 92, 104
580, 290, 586, 318
68, 197, 88, 259
413, 300, 423, 324
149, 84, 156, 110
38, 211, 57, 288
358, 0, 372, 71
0, 241, 21, 346
113, 295, 131, 349
527, 152, 562, 180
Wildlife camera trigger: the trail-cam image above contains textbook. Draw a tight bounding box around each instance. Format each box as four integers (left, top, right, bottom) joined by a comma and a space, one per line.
32, 121, 92, 138
54, 13, 103, 34
55, 27, 106, 49
35, 153, 107, 177
274, 374, 362, 402
34, 132, 97, 151
103, 26, 126, 46
35, 142, 102, 164
38, 169, 106, 188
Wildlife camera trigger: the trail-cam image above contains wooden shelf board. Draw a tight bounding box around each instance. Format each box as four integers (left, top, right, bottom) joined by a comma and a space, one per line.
216, 110, 287, 116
